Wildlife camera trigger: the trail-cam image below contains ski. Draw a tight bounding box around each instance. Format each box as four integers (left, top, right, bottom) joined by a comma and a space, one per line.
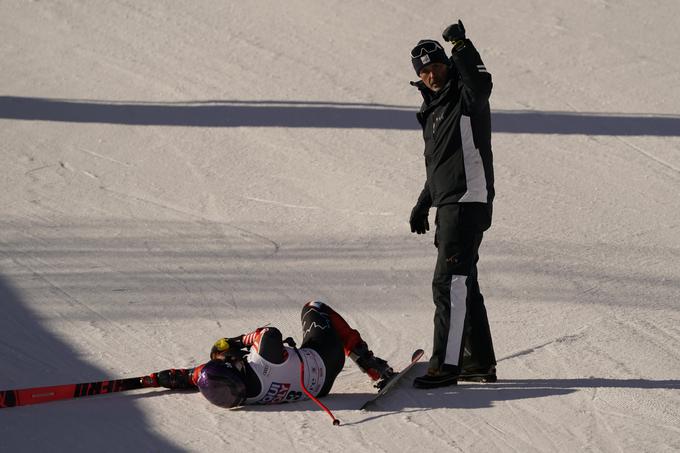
0, 374, 159, 409
360, 348, 424, 411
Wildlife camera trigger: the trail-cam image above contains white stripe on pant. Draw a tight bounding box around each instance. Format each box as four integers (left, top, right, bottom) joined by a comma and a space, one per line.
444, 275, 467, 365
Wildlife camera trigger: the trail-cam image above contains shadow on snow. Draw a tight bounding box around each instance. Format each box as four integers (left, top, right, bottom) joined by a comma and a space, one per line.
0, 276, 183, 452
219, 366, 680, 426
2, 96, 680, 136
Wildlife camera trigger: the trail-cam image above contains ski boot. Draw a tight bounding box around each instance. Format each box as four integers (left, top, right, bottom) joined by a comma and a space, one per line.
154, 368, 199, 389
350, 342, 395, 389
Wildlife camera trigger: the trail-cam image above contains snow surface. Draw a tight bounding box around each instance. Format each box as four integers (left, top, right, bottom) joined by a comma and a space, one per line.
1, 1, 679, 451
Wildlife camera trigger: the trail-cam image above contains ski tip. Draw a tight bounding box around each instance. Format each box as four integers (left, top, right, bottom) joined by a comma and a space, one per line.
412, 349, 425, 361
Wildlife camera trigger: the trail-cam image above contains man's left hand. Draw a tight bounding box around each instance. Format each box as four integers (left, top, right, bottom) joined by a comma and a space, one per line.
443, 20, 466, 43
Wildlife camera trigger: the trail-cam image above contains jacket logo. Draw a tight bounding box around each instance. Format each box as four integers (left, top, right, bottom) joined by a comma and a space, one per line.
433, 113, 444, 136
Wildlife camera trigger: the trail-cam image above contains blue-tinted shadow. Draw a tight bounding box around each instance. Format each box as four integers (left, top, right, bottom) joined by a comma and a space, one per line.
0, 276, 182, 452
1, 96, 679, 136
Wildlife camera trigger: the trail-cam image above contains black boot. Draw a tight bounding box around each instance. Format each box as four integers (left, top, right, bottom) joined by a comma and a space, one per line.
459, 366, 497, 383
413, 365, 459, 389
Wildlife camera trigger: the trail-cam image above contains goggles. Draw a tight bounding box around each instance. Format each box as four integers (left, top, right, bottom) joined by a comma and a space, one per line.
411, 41, 444, 58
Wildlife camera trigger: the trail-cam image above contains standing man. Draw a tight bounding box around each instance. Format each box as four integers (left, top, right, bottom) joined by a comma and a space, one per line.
408, 20, 497, 389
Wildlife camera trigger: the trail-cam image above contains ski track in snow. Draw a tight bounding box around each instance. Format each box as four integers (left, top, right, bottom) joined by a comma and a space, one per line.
614, 136, 680, 177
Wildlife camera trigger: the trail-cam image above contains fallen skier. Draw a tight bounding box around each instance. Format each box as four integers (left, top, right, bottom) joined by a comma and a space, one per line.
154, 301, 394, 417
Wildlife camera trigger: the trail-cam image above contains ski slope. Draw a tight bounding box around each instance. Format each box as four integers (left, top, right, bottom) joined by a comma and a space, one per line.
1, 1, 679, 451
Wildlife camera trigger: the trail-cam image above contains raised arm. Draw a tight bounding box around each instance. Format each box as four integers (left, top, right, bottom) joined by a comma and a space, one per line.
443, 20, 492, 113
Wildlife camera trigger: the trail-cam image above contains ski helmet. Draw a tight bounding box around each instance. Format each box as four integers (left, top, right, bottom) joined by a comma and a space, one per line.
196, 360, 247, 408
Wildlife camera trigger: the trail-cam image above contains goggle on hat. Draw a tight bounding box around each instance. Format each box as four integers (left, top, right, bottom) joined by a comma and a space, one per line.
411, 40, 449, 75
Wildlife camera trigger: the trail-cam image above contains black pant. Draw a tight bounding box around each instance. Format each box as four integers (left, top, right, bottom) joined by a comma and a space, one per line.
300, 304, 345, 397
430, 203, 495, 371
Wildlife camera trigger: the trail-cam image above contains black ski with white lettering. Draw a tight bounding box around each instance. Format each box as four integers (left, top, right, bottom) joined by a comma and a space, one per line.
360, 348, 424, 411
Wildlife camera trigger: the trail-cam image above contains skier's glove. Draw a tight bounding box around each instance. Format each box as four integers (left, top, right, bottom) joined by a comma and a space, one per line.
442, 20, 466, 50
210, 336, 245, 360
409, 204, 430, 235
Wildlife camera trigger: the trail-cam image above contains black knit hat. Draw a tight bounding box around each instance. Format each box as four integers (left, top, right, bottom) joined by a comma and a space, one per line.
411, 39, 448, 75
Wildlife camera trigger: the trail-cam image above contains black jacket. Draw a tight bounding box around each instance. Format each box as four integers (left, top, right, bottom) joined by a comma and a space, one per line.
412, 39, 495, 214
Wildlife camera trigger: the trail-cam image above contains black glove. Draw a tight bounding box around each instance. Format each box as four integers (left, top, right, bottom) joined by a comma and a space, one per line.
442, 20, 466, 44
409, 204, 430, 234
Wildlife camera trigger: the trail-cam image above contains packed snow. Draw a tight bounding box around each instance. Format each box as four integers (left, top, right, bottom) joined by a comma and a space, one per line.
1, 1, 679, 451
